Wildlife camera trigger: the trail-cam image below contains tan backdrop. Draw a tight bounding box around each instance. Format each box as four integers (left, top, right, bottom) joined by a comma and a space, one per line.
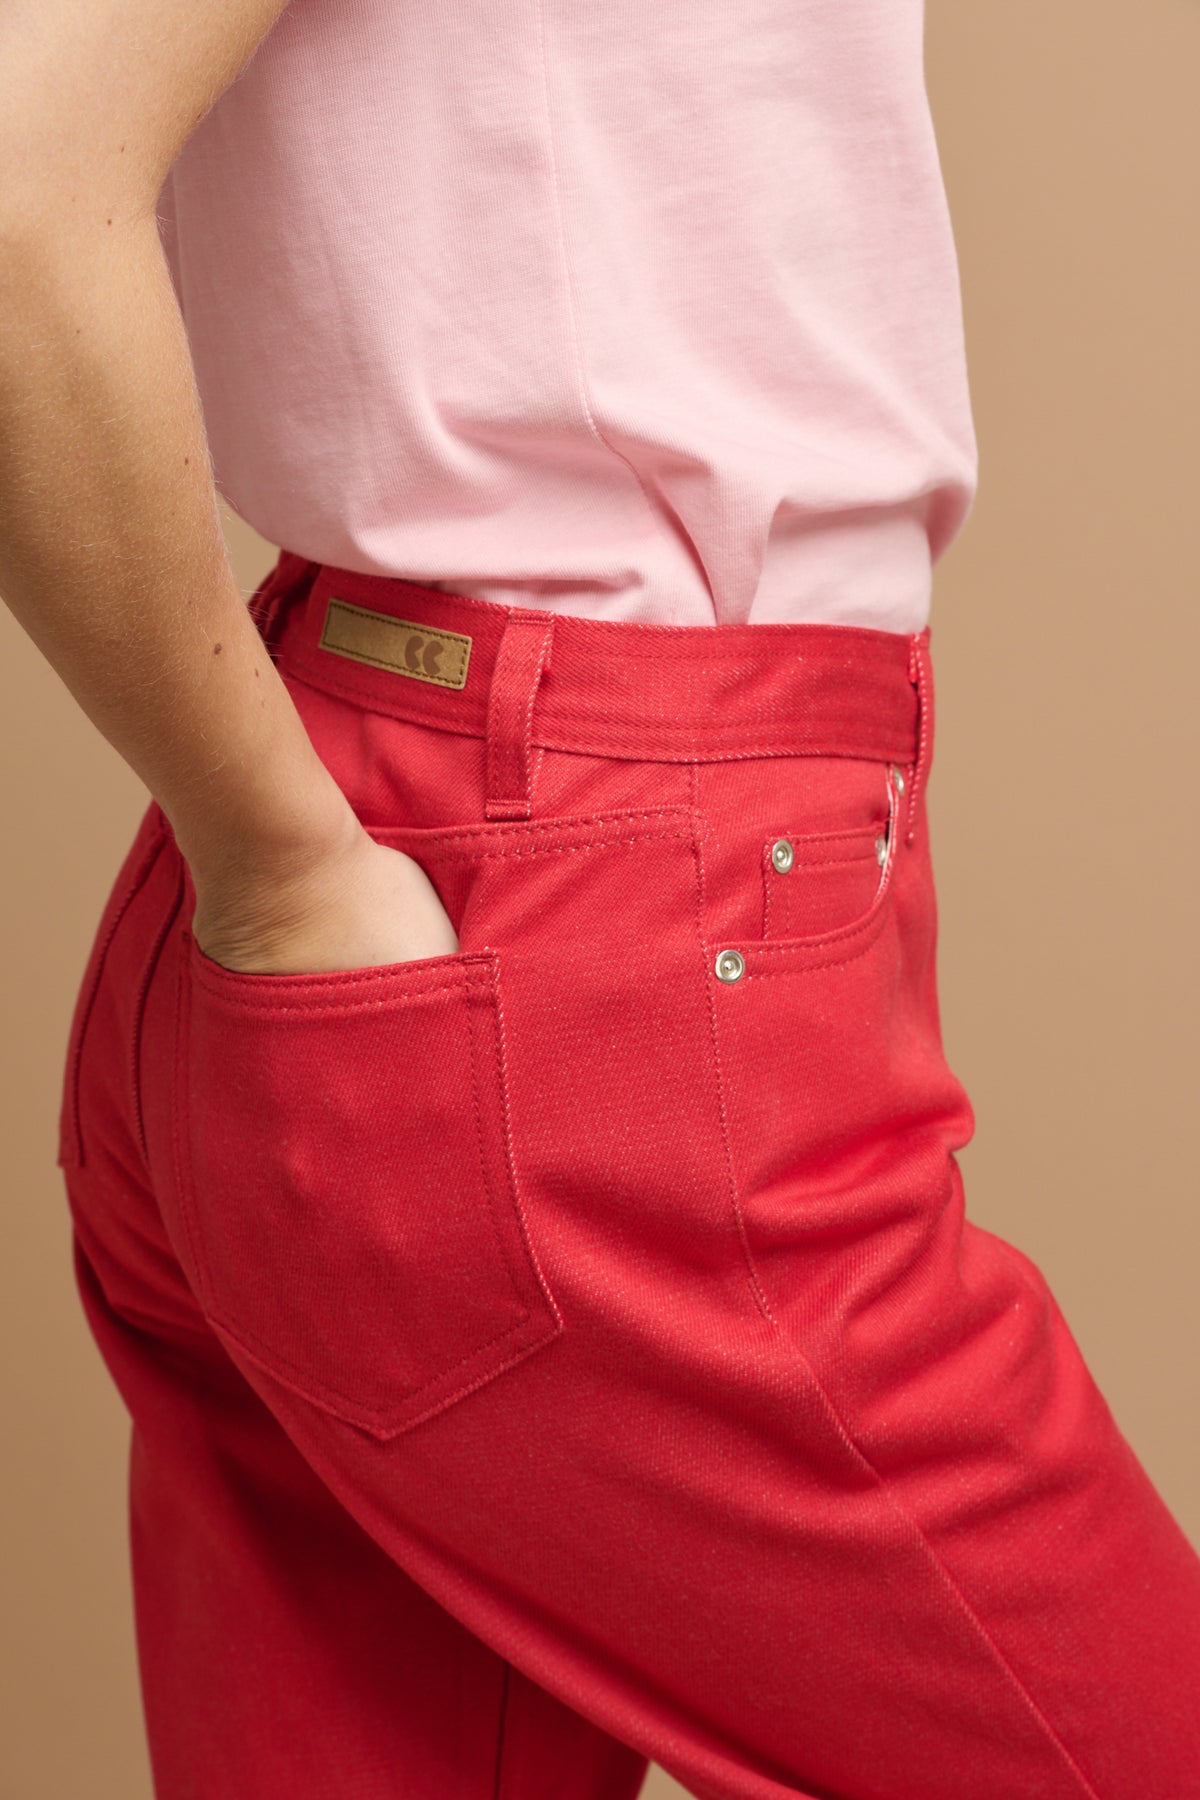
3, 3, 1196, 1793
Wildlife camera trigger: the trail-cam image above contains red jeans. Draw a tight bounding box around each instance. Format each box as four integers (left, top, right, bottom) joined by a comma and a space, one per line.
58, 552, 1200, 1799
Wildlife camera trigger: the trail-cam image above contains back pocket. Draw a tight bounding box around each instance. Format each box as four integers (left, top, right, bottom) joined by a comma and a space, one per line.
170, 934, 561, 1439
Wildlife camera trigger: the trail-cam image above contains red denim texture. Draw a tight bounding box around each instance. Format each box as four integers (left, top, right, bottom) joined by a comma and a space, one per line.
58, 551, 1200, 1799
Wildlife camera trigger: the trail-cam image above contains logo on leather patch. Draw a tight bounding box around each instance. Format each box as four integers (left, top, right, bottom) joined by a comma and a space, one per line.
318, 597, 472, 690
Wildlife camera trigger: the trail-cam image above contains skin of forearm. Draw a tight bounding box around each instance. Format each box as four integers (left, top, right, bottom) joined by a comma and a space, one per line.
0, 208, 360, 893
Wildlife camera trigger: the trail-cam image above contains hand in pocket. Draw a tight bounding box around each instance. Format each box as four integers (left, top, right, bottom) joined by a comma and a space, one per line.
190, 828, 460, 977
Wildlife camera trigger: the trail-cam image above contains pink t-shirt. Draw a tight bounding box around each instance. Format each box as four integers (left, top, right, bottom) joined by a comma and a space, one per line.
159, 0, 977, 630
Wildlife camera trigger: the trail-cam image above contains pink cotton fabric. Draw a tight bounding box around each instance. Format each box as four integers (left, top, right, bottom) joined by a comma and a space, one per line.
158, 0, 978, 629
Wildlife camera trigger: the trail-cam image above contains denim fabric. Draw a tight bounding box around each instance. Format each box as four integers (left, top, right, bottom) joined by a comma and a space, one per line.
57, 550, 1200, 1798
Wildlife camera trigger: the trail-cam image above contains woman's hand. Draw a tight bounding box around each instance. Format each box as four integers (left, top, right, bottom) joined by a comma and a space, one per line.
190, 829, 460, 977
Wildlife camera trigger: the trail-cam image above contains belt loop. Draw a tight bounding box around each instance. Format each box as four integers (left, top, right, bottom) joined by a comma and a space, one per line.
246, 550, 321, 663
905, 625, 934, 846
485, 609, 556, 820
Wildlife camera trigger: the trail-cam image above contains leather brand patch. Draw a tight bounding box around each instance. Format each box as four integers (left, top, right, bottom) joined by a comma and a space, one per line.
318, 598, 472, 690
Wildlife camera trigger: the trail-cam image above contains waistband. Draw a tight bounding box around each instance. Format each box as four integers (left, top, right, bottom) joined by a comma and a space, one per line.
248, 551, 934, 841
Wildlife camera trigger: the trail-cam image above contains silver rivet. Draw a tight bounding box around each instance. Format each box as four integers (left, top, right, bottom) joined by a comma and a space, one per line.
875, 833, 889, 867
770, 837, 794, 873
715, 949, 746, 983
891, 765, 907, 795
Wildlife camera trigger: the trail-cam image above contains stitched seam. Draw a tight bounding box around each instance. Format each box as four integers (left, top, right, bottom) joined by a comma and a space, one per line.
513, 696, 911, 719
761, 831, 887, 863
770, 821, 888, 845
719, 894, 890, 975
515, 620, 553, 804
528, 739, 548, 799
766, 849, 881, 873
491, 961, 564, 1331
381, 1326, 563, 1436
586, 741, 910, 766
430, 827, 695, 864
688, 782, 776, 1325
745, 926, 886, 975
462, 968, 544, 1312
205, 1301, 544, 1428
189, 965, 496, 1011
905, 632, 931, 846
412, 811, 695, 840
688, 763, 706, 916
271, 1313, 564, 1439
373, 805, 699, 843
771, 1330, 1103, 1797
486, 628, 521, 807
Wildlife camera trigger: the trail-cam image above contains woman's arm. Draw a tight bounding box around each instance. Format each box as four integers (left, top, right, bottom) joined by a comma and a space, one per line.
0, 0, 456, 971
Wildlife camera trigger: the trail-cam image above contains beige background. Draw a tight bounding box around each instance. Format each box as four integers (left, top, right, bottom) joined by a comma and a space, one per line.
2, 2, 1197, 1794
